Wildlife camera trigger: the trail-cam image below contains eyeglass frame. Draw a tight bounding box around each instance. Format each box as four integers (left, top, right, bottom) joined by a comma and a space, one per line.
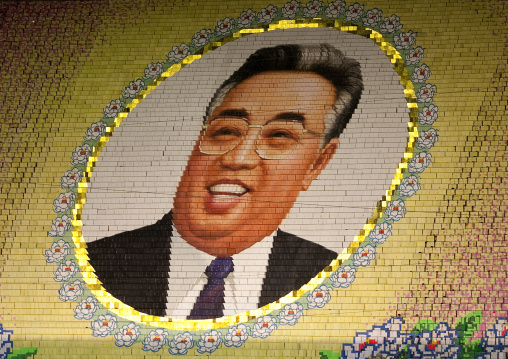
198, 116, 325, 160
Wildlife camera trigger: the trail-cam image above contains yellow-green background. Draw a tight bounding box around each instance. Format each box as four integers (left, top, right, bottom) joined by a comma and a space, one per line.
0, 0, 506, 357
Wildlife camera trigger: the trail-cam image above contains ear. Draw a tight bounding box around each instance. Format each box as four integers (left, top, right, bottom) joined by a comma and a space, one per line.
302, 138, 339, 191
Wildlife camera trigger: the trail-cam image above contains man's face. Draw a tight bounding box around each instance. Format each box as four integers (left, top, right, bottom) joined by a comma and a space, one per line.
172, 71, 339, 257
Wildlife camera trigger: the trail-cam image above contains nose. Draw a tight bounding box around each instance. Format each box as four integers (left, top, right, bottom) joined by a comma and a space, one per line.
219, 129, 261, 170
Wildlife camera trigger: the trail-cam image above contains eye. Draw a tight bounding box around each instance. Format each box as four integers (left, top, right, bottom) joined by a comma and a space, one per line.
209, 126, 242, 139
264, 129, 299, 141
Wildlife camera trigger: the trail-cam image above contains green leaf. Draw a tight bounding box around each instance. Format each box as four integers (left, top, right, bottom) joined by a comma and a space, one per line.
410, 319, 438, 333
6, 348, 38, 359
319, 350, 341, 359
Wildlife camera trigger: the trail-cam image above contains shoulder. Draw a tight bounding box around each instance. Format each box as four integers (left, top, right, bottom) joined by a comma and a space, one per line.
273, 229, 337, 258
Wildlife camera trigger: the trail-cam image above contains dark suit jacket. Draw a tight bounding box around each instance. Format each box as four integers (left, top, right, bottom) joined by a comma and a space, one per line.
86, 212, 337, 317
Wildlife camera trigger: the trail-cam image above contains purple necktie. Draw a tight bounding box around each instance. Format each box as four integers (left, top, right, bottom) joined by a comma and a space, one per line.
187, 257, 234, 320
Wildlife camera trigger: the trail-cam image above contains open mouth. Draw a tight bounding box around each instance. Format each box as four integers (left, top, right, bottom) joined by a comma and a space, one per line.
208, 183, 249, 199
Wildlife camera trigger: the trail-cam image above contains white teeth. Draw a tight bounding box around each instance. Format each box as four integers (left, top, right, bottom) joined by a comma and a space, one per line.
209, 184, 247, 196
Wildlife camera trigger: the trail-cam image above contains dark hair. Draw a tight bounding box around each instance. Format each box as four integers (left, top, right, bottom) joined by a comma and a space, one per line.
206, 44, 363, 144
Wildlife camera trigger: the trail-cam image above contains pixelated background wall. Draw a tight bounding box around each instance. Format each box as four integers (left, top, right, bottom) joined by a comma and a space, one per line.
0, 0, 506, 358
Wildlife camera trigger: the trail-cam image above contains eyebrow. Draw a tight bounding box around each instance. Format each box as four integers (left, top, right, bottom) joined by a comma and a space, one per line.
215, 109, 306, 123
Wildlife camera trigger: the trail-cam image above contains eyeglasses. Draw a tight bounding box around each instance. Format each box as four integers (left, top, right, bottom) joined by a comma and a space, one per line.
199, 116, 323, 160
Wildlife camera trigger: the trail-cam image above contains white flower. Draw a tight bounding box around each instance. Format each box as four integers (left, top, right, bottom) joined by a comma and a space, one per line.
0, 324, 13, 359
71, 144, 91, 165
483, 318, 508, 351
330, 265, 356, 288
399, 175, 421, 197
353, 245, 376, 267
278, 303, 303, 326
54, 259, 78, 282
307, 285, 332, 309
411, 64, 431, 84
394, 30, 417, 50
45, 239, 71, 262
369, 223, 393, 244
303, 0, 323, 18
191, 29, 212, 47
142, 329, 168, 352
325, 0, 346, 18
59, 280, 84, 302
416, 83, 437, 103
167, 43, 190, 63
407, 323, 460, 359
281, 0, 300, 19
114, 322, 140, 347
83, 121, 106, 141
215, 17, 235, 37
237, 9, 256, 29
477, 351, 508, 359
257, 5, 278, 23
122, 79, 145, 98
91, 314, 117, 337
252, 316, 277, 338
379, 14, 402, 34
168, 332, 194, 355
362, 8, 383, 27
417, 128, 439, 149
47, 215, 72, 237
103, 99, 124, 118
74, 297, 99, 320
196, 330, 222, 354
224, 324, 250, 348
143, 62, 164, 79
61, 168, 82, 189
345, 3, 364, 21
405, 46, 424, 65
418, 104, 439, 125
384, 199, 406, 221
409, 152, 432, 173
53, 192, 76, 213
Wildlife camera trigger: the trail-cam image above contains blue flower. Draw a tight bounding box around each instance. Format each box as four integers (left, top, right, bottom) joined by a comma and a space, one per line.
54, 259, 78, 282
330, 266, 356, 288
418, 104, 439, 125
142, 329, 168, 352
71, 144, 91, 165
167, 44, 190, 63
114, 322, 140, 347
362, 8, 383, 27
251, 316, 277, 338
278, 303, 303, 326
44, 239, 71, 261
215, 17, 235, 37
353, 245, 376, 267
122, 79, 145, 99
59, 280, 84, 302
307, 285, 332, 309
325, 0, 346, 18
196, 330, 222, 354
224, 324, 250, 348
257, 5, 278, 23
369, 223, 392, 244
407, 323, 460, 359
83, 121, 106, 141
103, 99, 124, 118
191, 29, 212, 48
302, 0, 323, 18
168, 332, 194, 355
91, 314, 117, 337
281, 1, 300, 19
53, 192, 75, 213
0, 324, 13, 359
409, 152, 432, 173
384, 199, 406, 221
417, 128, 439, 149
379, 14, 402, 34
143, 62, 164, 79
405, 46, 425, 65
74, 297, 99, 320
399, 175, 421, 197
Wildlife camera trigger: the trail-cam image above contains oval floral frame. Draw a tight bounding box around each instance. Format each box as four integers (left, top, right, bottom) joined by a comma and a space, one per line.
45, 2, 438, 353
